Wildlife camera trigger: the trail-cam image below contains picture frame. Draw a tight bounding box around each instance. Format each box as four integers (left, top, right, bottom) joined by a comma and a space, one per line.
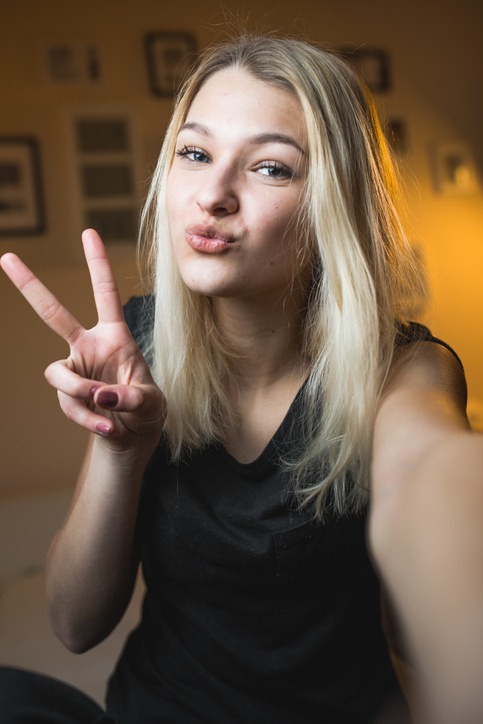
0, 137, 45, 236
145, 31, 197, 97
68, 109, 141, 246
43, 41, 102, 85
338, 46, 390, 93
431, 142, 477, 195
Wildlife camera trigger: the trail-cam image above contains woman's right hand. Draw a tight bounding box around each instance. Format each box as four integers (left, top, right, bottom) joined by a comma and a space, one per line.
0, 228, 166, 451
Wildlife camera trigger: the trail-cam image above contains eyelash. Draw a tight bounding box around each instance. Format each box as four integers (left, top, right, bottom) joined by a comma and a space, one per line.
175, 145, 210, 164
253, 161, 294, 180
175, 145, 294, 180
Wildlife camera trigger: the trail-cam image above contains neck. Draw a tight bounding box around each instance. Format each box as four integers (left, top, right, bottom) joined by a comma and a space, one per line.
213, 288, 308, 390
212, 288, 309, 463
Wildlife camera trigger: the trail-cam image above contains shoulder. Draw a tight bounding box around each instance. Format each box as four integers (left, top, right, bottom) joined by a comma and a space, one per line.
396, 321, 464, 370
372, 335, 469, 501
389, 328, 466, 402
378, 324, 468, 452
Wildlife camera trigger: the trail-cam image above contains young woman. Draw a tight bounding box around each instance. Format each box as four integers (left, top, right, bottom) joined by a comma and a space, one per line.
1, 35, 482, 724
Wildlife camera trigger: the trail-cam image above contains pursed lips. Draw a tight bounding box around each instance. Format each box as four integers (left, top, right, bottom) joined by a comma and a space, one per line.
185, 225, 237, 253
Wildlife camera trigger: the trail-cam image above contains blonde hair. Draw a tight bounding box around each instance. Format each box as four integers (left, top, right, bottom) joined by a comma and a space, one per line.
140, 35, 425, 517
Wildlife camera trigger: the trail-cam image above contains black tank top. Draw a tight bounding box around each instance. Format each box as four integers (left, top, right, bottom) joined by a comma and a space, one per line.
106, 297, 457, 723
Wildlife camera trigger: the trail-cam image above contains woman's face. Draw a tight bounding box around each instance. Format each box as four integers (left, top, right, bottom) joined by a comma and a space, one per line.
166, 68, 309, 306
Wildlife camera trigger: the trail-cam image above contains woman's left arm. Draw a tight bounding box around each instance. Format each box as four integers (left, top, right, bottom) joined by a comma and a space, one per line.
370, 341, 483, 724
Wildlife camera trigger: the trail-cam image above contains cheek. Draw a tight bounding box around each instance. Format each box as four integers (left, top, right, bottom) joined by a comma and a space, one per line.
166, 173, 190, 225
258, 201, 293, 236
260, 202, 301, 253
166, 177, 180, 222
165, 178, 175, 224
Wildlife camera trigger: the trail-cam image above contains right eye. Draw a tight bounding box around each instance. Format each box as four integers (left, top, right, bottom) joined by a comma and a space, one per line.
175, 145, 211, 164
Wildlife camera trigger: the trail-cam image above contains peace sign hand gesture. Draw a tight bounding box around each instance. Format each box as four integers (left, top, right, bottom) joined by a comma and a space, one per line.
1, 229, 166, 451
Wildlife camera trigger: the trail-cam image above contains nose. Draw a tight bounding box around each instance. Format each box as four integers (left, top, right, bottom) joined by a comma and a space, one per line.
196, 165, 239, 217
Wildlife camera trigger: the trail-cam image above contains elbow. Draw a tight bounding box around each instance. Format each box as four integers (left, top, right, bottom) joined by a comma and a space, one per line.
59, 637, 92, 655
51, 618, 103, 654
46, 575, 135, 654
48, 602, 115, 653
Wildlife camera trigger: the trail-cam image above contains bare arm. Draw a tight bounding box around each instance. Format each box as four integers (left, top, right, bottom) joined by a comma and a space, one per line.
1, 230, 166, 652
370, 341, 483, 723
45, 433, 153, 653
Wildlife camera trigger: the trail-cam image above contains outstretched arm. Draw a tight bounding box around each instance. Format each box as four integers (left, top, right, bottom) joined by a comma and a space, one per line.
1, 230, 166, 652
370, 341, 483, 723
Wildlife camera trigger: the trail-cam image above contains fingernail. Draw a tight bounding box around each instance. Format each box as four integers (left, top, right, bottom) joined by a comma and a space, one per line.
90, 386, 100, 397
97, 390, 119, 407
96, 422, 112, 436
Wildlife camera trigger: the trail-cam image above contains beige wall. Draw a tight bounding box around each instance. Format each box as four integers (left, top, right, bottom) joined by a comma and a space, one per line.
1, 0, 482, 496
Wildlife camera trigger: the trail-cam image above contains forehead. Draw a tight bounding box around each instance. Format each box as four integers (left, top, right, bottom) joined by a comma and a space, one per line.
184, 68, 306, 141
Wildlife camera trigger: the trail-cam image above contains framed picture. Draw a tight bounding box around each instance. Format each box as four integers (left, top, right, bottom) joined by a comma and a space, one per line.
43, 41, 102, 85
0, 137, 45, 236
145, 31, 197, 97
338, 46, 390, 93
69, 110, 140, 245
432, 142, 477, 195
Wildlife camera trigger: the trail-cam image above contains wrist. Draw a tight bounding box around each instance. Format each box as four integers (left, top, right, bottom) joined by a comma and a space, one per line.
91, 429, 160, 474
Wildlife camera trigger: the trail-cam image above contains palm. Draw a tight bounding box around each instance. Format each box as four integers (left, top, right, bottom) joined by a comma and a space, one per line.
70, 319, 157, 436
1, 230, 165, 442
70, 322, 138, 384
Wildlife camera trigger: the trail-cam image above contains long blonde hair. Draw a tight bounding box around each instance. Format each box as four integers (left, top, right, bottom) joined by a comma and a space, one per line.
140, 35, 425, 517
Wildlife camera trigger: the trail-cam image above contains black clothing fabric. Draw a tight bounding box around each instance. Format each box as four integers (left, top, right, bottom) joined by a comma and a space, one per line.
106, 433, 399, 723
105, 297, 447, 724
0, 667, 114, 723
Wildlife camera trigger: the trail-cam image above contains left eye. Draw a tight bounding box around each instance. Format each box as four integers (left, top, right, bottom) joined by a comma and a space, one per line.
255, 163, 293, 180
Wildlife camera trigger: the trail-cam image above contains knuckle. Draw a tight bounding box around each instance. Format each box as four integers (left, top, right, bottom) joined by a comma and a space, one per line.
58, 391, 83, 422
95, 280, 118, 295
44, 364, 54, 382
39, 298, 64, 325
44, 358, 66, 380
58, 392, 74, 419
44, 360, 58, 377
121, 386, 143, 412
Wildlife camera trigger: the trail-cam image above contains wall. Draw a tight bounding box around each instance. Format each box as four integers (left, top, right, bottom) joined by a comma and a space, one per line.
1, 0, 482, 497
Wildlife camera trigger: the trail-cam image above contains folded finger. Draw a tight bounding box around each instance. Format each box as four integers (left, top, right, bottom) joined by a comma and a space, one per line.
94, 383, 167, 436
1, 253, 84, 344
44, 361, 103, 401
57, 390, 114, 436
93, 384, 149, 413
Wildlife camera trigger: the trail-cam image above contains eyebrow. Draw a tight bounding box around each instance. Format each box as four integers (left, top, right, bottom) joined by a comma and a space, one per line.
178, 122, 306, 155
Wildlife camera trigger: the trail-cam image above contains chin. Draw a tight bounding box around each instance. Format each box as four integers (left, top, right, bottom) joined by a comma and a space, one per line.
178, 265, 242, 298
183, 282, 242, 299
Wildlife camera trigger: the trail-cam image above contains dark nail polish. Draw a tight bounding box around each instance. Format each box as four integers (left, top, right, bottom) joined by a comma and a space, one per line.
97, 390, 119, 407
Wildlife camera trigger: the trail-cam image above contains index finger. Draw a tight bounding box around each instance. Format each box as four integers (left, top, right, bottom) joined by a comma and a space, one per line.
0, 252, 84, 343
82, 229, 124, 324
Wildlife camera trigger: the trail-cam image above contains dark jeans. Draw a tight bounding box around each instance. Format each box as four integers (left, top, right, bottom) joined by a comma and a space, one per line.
0, 666, 115, 723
